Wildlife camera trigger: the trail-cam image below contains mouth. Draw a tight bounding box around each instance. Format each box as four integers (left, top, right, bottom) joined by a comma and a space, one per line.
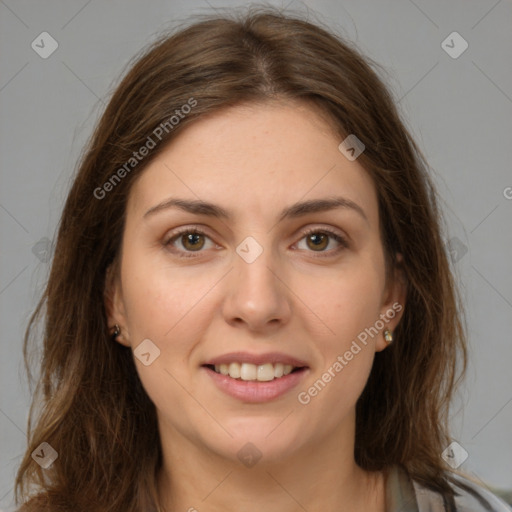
201, 352, 310, 402
203, 362, 306, 382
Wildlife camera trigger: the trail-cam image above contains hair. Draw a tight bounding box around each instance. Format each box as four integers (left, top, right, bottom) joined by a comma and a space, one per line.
15, 5, 468, 511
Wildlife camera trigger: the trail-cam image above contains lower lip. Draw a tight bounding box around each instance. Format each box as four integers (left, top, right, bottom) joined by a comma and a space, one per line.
203, 366, 308, 403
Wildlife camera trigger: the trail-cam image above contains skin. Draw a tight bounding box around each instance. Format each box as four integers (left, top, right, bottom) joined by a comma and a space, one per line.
105, 99, 407, 512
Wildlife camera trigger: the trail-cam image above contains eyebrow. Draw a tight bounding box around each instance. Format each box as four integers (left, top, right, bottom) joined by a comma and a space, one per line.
143, 196, 368, 223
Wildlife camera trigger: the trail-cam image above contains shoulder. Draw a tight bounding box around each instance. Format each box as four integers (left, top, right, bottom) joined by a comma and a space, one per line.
412, 470, 512, 512
450, 472, 512, 512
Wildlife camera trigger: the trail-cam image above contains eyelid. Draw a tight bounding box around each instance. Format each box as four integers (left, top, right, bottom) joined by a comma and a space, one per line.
163, 223, 349, 258
292, 225, 349, 255
163, 224, 215, 258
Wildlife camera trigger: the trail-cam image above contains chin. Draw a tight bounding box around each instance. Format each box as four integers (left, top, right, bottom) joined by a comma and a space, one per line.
204, 415, 310, 466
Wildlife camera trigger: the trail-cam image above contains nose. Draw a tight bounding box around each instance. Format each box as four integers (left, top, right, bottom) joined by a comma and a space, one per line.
222, 245, 292, 333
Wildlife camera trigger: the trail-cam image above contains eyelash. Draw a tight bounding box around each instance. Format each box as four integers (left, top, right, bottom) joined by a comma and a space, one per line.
163, 225, 349, 259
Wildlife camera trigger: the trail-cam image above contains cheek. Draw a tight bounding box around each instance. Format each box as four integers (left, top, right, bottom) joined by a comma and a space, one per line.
118, 252, 224, 411
296, 253, 385, 407
120, 245, 215, 340
118, 253, 207, 417
297, 281, 381, 421
305, 256, 385, 345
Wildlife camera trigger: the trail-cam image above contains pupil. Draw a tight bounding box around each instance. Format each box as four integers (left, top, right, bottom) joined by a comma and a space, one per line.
185, 233, 203, 250
309, 233, 327, 250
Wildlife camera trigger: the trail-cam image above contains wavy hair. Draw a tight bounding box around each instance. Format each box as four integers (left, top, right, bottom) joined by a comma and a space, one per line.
15, 5, 467, 511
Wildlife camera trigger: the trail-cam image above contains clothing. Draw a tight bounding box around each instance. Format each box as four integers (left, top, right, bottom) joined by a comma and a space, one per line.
386, 464, 512, 511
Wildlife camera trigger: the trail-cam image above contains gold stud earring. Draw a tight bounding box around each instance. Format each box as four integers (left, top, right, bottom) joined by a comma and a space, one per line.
383, 329, 393, 345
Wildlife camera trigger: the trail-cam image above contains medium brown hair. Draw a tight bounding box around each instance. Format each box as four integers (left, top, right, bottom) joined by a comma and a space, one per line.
15, 5, 467, 511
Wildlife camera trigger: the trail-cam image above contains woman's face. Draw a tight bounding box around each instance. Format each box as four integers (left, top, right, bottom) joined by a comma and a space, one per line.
106, 100, 405, 465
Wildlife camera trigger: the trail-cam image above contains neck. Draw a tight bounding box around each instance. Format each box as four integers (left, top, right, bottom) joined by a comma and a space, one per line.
156, 413, 386, 512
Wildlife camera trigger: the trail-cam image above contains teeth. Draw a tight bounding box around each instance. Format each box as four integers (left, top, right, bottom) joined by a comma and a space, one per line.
228, 362, 241, 379
212, 362, 299, 381
240, 363, 257, 381
257, 363, 275, 381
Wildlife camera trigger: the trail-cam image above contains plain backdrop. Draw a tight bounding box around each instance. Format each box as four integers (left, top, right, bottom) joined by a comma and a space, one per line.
1, 0, 511, 508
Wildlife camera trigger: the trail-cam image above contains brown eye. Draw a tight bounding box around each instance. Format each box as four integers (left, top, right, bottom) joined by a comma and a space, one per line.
305, 232, 329, 251
164, 227, 215, 258
296, 228, 348, 256
180, 232, 206, 251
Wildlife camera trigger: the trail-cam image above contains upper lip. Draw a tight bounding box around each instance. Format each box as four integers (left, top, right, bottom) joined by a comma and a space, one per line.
203, 351, 309, 368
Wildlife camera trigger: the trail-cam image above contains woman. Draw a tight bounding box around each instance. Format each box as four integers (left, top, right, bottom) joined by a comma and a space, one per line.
14, 6, 511, 512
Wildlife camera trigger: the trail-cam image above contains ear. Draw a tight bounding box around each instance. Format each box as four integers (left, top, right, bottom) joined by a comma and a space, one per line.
375, 252, 407, 352
104, 262, 131, 347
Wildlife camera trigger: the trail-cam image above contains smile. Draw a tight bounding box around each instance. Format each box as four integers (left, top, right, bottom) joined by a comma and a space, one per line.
202, 351, 310, 402
207, 362, 298, 381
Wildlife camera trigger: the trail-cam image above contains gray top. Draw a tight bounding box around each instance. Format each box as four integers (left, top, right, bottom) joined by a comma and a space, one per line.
386, 464, 512, 511
6, 464, 511, 511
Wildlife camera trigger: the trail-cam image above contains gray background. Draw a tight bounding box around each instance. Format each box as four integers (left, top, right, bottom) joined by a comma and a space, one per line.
1, 0, 511, 508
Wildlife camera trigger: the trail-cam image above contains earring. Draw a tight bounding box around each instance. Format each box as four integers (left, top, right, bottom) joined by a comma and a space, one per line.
111, 324, 121, 339
383, 329, 393, 345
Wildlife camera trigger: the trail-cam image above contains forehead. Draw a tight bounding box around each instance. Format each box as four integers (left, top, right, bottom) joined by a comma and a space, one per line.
126, 100, 378, 227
